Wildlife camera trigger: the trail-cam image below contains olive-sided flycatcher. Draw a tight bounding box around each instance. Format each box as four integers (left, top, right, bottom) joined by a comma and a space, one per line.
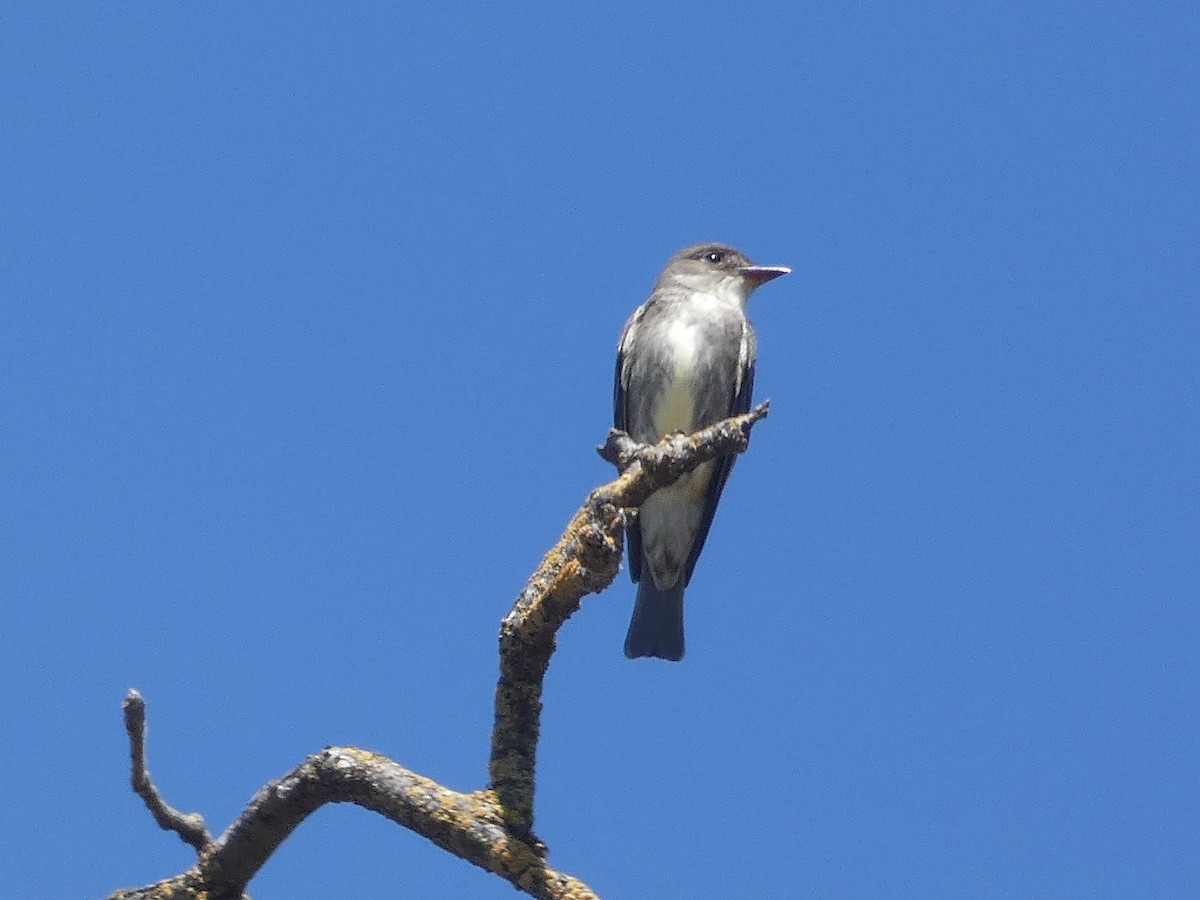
614, 243, 789, 661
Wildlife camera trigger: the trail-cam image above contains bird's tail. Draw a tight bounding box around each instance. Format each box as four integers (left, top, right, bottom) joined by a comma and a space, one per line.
624, 579, 685, 661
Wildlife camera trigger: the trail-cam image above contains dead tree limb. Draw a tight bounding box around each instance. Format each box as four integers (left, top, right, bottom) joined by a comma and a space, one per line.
106, 404, 769, 900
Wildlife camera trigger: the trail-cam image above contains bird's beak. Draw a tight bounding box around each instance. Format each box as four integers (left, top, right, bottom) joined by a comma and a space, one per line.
739, 265, 791, 287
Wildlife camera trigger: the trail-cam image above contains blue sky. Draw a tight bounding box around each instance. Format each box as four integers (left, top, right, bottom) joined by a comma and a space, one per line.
2, 4, 1197, 898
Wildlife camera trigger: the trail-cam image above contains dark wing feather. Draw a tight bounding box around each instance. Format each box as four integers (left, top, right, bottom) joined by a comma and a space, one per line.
680, 351, 756, 586
614, 320, 644, 584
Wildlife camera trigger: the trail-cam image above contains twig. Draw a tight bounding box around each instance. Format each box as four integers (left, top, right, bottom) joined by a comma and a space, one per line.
122, 689, 213, 854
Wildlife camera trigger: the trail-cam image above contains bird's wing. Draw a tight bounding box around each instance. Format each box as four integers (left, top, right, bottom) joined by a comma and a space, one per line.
681, 321, 757, 586
614, 308, 644, 583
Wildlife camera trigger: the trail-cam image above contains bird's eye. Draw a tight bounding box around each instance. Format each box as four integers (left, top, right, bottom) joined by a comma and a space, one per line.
706, 250, 724, 263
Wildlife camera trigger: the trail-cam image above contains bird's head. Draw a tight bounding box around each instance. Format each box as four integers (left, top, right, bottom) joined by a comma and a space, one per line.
657, 243, 790, 306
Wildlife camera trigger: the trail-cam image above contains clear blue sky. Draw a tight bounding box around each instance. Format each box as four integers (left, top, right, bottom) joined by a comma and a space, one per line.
2, 4, 1197, 898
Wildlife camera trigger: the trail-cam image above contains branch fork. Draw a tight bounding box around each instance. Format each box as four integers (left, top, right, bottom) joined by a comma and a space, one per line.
108, 404, 770, 900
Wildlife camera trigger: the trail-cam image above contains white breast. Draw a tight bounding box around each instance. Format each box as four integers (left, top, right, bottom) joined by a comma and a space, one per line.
650, 289, 741, 436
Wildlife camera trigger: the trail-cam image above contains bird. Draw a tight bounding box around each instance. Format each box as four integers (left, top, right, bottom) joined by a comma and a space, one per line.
614, 242, 789, 660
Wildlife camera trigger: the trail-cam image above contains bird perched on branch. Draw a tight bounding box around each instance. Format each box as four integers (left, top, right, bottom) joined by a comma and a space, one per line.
614, 243, 789, 661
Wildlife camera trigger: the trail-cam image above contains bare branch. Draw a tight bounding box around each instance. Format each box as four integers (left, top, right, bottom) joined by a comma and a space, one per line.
489, 403, 770, 834
110, 744, 596, 900
109, 407, 769, 899
122, 689, 213, 855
